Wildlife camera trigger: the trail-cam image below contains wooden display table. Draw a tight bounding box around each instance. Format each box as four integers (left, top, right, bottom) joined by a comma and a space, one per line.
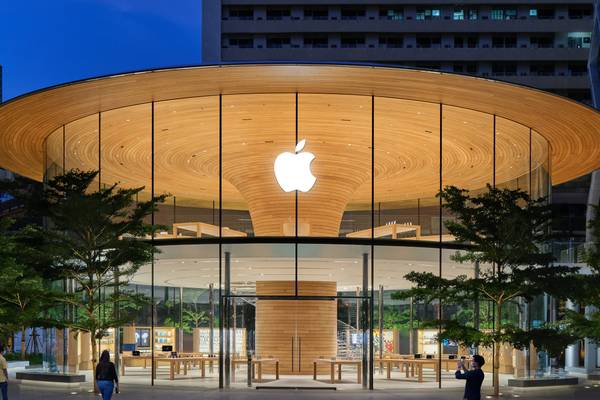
347, 223, 421, 240
121, 355, 153, 375
173, 222, 246, 238
231, 358, 279, 383
121, 355, 218, 381
313, 359, 362, 384
375, 356, 468, 382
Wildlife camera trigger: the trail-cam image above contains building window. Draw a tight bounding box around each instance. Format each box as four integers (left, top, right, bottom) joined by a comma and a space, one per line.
266, 36, 291, 48
380, 7, 403, 20
416, 35, 442, 48
454, 8, 477, 20
415, 62, 441, 70
266, 7, 291, 20
569, 6, 593, 19
491, 8, 517, 20
341, 34, 366, 48
304, 6, 328, 20
226, 37, 253, 49
567, 32, 592, 48
568, 62, 588, 76
304, 35, 328, 48
453, 36, 478, 48
492, 35, 517, 48
454, 63, 477, 74
227, 7, 253, 20
341, 6, 366, 20
379, 35, 403, 48
530, 62, 555, 76
416, 8, 441, 20
492, 62, 517, 76
536, 8, 555, 19
530, 35, 554, 48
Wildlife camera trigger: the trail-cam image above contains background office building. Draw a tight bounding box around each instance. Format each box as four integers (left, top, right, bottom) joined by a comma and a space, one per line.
204, 1, 594, 104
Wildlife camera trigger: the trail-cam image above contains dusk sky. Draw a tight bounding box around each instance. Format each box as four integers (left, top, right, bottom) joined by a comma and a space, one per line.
0, 0, 202, 100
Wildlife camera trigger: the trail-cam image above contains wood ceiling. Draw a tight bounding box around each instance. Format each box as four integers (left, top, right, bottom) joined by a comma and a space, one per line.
1, 64, 598, 235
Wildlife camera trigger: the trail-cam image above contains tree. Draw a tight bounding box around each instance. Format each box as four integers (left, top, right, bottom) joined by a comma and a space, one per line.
27, 170, 165, 389
393, 185, 580, 396
0, 219, 52, 359
165, 291, 210, 334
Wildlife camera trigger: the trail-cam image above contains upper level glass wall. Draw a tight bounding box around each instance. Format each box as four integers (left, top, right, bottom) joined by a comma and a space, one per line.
43, 94, 550, 240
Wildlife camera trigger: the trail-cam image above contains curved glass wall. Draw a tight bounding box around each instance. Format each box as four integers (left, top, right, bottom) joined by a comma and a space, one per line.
42, 94, 550, 390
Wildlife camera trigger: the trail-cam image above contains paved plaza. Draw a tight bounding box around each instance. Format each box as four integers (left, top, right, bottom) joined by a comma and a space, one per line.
8, 380, 600, 400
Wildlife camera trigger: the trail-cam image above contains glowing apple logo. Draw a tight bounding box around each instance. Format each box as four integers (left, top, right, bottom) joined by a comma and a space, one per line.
274, 139, 316, 192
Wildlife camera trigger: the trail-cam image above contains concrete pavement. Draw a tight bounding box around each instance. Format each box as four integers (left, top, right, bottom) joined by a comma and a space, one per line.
8, 382, 600, 400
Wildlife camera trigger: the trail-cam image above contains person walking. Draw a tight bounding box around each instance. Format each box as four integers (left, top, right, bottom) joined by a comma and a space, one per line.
0, 345, 8, 400
95, 350, 119, 400
455, 354, 485, 400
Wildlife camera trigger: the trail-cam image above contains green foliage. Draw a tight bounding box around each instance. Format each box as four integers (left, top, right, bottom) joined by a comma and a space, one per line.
392, 185, 581, 394
3, 352, 43, 365
163, 293, 210, 334
527, 327, 578, 359
24, 169, 166, 365
0, 218, 57, 358
585, 204, 600, 274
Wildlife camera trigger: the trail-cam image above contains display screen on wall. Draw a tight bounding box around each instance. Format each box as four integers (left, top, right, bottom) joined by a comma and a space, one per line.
374, 329, 395, 353
136, 329, 151, 348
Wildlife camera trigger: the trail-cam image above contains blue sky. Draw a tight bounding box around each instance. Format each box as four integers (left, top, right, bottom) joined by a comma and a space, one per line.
0, 0, 202, 100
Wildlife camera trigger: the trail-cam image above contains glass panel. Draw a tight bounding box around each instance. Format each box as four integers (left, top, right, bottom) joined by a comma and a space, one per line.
442, 105, 494, 242
531, 129, 550, 199
45, 127, 63, 181
64, 113, 100, 190
154, 97, 220, 239
373, 245, 440, 388
222, 94, 296, 237
101, 103, 152, 199
298, 94, 371, 238
144, 244, 220, 387
374, 98, 440, 242
298, 243, 371, 387
495, 117, 530, 192
440, 249, 483, 386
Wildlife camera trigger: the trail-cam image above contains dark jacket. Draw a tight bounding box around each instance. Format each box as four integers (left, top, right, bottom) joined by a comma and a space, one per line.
455, 368, 484, 400
96, 361, 118, 382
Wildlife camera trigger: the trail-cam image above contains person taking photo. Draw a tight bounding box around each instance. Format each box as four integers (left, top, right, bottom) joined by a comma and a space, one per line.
455, 354, 485, 400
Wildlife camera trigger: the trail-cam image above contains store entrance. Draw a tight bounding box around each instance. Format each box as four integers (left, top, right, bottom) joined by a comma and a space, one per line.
221, 284, 369, 389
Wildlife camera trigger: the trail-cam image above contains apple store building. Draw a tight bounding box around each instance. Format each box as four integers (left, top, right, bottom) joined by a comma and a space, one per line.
1, 64, 600, 391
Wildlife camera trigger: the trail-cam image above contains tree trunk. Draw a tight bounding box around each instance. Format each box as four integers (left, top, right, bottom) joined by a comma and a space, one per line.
493, 303, 503, 397
91, 333, 99, 394
20, 326, 26, 360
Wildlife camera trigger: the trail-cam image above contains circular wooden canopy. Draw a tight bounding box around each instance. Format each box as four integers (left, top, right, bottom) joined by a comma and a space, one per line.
1, 64, 599, 236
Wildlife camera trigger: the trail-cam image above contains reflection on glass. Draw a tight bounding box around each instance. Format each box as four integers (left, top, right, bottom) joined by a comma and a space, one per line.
374, 98, 440, 242
495, 117, 530, 192
65, 114, 99, 190
45, 128, 63, 181
442, 105, 493, 242
222, 94, 295, 237
155, 98, 220, 238
298, 94, 371, 237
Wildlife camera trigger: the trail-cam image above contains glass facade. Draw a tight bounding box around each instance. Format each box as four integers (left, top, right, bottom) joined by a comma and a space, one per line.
42, 93, 550, 390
